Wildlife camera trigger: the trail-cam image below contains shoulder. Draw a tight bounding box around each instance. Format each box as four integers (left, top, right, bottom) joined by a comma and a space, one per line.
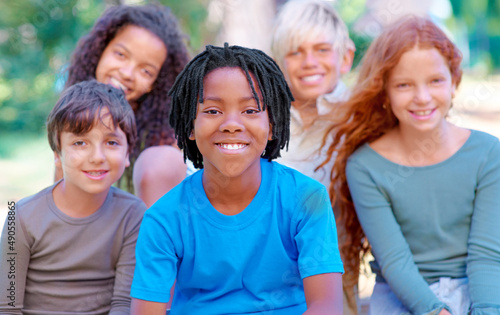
346, 143, 374, 167
270, 160, 328, 202
135, 145, 184, 165
108, 186, 147, 215
144, 173, 196, 217
133, 145, 186, 179
16, 185, 54, 218
468, 129, 500, 149
467, 130, 500, 171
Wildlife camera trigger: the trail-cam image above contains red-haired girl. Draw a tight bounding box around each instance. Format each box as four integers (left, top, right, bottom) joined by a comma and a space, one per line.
324, 16, 500, 314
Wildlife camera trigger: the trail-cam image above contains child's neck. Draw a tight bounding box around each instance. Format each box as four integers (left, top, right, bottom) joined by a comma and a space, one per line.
202, 169, 262, 216
52, 181, 109, 218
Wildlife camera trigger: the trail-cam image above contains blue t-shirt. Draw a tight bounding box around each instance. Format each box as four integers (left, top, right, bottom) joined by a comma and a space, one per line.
131, 159, 343, 314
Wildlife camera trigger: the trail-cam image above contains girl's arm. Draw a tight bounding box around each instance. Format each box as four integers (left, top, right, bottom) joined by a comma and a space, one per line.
130, 298, 167, 315
467, 140, 500, 313
303, 273, 343, 314
346, 160, 450, 315
133, 145, 186, 207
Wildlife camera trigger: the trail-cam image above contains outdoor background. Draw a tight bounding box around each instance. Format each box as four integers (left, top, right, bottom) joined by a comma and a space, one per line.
0, 0, 499, 310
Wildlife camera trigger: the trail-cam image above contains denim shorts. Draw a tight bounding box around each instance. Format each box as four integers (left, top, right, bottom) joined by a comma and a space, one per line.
369, 277, 471, 315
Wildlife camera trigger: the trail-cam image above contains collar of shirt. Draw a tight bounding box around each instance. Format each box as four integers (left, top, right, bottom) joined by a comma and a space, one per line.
290, 81, 349, 125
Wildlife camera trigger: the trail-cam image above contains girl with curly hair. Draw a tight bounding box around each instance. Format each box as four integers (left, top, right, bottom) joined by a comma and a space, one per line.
61, 4, 190, 206
323, 16, 500, 314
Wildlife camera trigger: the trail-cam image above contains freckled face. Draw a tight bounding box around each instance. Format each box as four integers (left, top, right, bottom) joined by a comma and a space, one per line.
55, 109, 130, 200
386, 47, 456, 133
95, 25, 167, 108
189, 67, 273, 180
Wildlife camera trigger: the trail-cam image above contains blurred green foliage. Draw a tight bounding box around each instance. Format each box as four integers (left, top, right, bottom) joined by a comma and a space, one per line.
1, 0, 498, 138
0, 0, 209, 136
449, 0, 500, 69
334, 0, 372, 68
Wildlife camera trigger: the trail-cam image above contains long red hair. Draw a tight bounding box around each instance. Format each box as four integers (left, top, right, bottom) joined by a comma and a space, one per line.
320, 15, 463, 290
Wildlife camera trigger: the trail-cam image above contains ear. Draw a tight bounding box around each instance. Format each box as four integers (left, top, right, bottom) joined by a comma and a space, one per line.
340, 48, 355, 75
451, 82, 457, 98
125, 153, 130, 168
54, 151, 61, 168
188, 129, 195, 141
268, 123, 273, 141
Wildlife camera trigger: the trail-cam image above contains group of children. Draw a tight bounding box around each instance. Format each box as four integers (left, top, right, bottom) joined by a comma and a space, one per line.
1, 0, 499, 314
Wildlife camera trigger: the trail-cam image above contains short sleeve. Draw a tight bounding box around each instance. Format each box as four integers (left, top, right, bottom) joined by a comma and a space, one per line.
293, 186, 344, 279
130, 208, 178, 303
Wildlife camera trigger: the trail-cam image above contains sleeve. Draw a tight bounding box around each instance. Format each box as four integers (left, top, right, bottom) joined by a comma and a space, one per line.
345, 160, 450, 315
294, 185, 344, 279
130, 206, 178, 303
109, 200, 147, 315
467, 140, 500, 314
0, 202, 30, 314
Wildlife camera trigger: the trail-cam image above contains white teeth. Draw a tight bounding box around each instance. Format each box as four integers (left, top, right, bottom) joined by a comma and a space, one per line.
87, 171, 105, 176
413, 110, 433, 116
301, 74, 322, 82
110, 78, 127, 91
220, 143, 246, 150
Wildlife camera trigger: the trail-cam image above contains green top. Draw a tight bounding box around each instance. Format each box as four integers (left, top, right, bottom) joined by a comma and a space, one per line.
346, 129, 500, 315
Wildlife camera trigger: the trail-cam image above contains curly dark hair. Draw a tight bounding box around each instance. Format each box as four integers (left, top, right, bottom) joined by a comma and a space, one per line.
169, 43, 293, 169
65, 4, 190, 165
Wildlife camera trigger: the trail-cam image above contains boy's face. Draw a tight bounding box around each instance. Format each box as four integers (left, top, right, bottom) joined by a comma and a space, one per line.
189, 67, 272, 179
95, 25, 167, 109
54, 109, 130, 199
283, 34, 352, 107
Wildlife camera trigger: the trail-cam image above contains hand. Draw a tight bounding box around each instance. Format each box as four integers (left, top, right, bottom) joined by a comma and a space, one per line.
438, 309, 452, 315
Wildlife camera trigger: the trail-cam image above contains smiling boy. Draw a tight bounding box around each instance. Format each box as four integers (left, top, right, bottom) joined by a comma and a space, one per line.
271, 0, 354, 189
130, 44, 344, 315
0, 80, 146, 314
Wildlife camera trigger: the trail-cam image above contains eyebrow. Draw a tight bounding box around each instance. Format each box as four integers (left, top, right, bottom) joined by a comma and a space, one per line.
105, 131, 122, 137
202, 96, 256, 102
114, 43, 160, 71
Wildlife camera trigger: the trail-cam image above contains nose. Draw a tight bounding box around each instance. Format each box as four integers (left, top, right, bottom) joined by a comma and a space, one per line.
414, 85, 432, 105
220, 112, 243, 133
303, 51, 318, 68
119, 63, 134, 81
89, 145, 105, 164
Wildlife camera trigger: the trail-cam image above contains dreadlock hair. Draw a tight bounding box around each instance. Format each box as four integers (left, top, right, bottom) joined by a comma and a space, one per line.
318, 15, 463, 291
169, 43, 293, 169
65, 4, 190, 190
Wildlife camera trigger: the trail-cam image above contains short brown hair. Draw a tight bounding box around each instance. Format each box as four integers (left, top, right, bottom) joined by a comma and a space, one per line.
47, 80, 137, 154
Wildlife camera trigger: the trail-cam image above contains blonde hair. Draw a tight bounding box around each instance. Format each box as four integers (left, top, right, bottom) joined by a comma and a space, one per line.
271, 0, 354, 71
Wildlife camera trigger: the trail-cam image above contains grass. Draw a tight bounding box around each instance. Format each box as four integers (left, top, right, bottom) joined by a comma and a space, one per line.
0, 133, 54, 212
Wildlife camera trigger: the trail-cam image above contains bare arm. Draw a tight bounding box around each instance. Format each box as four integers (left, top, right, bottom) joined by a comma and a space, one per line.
133, 145, 186, 207
130, 298, 167, 315
303, 273, 343, 315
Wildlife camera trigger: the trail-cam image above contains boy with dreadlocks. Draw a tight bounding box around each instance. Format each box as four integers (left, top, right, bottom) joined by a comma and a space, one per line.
130, 44, 344, 314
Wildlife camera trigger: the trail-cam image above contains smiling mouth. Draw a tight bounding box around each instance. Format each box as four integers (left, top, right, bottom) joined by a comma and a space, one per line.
85, 171, 108, 176
411, 109, 434, 116
217, 143, 248, 150
110, 77, 129, 93
301, 74, 323, 82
